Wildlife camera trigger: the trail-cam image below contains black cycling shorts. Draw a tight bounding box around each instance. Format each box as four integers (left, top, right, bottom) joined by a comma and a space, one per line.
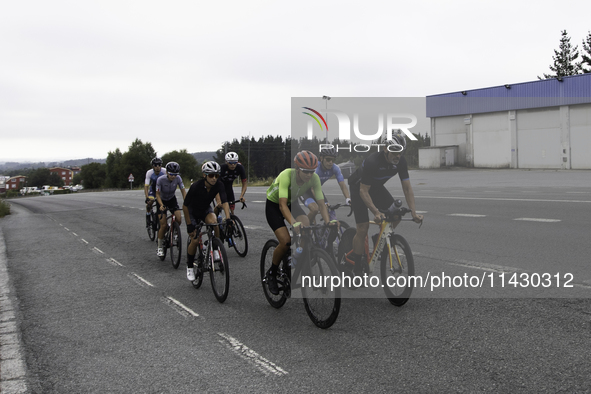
265, 199, 306, 232
350, 183, 394, 224
189, 206, 214, 225
158, 196, 180, 214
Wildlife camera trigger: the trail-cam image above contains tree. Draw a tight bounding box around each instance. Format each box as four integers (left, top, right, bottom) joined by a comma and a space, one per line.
80, 162, 107, 189
105, 148, 123, 188
121, 139, 156, 188
539, 30, 582, 79
28, 168, 52, 188
582, 31, 591, 73
162, 149, 199, 183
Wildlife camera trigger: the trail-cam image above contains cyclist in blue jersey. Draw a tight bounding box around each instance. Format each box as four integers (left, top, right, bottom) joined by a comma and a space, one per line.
300, 146, 351, 224
344, 131, 423, 275
144, 157, 166, 227
156, 162, 187, 257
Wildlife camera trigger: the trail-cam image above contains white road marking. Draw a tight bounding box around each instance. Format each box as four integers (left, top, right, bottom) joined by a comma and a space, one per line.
130, 273, 155, 287
93, 247, 104, 254
417, 195, 591, 204
244, 225, 264, 230
71, 232, 78, 236
513, 218, 561, 223
81, 239, 89, 244
63, 227, 70, 231
416, 211, 428, 214
164, 296, 199, 317
106, 258, 124, 267
448, 213, 487, 217
251, 201, 266, 203
218, 333, 288, 377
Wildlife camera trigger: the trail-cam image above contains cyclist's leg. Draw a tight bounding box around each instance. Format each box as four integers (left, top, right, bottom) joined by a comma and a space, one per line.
301, 190, 319, 225
226, 186, 236, 216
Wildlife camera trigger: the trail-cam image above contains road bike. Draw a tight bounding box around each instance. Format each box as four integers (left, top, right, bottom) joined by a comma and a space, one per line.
260, 224, 341, 329
190, 220, 230, 303
337, 199, 419, 306
146, 203, 159, 241
217, 200, 249, 257
157, 211, 182, 269
312, 202, 352, 262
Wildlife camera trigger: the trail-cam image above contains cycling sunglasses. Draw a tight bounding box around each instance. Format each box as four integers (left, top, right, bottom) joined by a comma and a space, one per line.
299, 168, 315, 174
323, 157, 335, 162
207, 173, 220, 178
227, 161, 238, 165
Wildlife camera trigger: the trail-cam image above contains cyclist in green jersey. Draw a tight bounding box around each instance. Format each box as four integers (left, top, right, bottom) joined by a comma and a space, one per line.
264, 150, 334, 295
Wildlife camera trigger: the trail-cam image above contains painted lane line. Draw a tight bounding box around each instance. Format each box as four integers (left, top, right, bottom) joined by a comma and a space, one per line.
81, 239, 89, 244
251, 201, 266, 203
218, 333, 288, 377
93, 247, 104, 254
130, 273, 155, 287
71, 232, 78, 236
448, 213, 487, 217
244, 225, 264, 230
416, 211, 428, 214
106, 258, 124, 267
417, 195, 591, 204
63, 227, 70, 231
513, 218, 561, 223
164, 297, 199, 317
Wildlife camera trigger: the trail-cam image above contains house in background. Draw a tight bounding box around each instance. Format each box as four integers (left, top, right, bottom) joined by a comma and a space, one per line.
5, 176, 27, 191
49, 167, 74, 186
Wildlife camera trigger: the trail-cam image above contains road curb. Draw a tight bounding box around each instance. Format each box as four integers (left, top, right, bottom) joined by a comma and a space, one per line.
0, 226, 29, 393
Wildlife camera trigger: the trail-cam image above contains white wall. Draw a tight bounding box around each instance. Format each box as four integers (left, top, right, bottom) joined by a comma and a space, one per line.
569, 103, 591, 169
472, 112, 511, 168
516, 108, 562, 169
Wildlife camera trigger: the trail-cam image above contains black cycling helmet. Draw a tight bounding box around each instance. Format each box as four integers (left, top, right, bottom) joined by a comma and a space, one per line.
166, 161, 180, 175
319, 146, 337, 158
151, 157, 163, 167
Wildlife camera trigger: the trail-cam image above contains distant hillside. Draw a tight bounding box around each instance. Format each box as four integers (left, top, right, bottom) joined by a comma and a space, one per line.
0, 152, 217, 172
192, 151, 217, 163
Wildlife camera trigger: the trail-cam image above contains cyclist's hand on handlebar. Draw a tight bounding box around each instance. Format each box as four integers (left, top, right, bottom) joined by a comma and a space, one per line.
292, 221, 302, 234
412, 212, 424, 224
345, 198, 351, 206
239, 197, 245, 203
145, 198, 150, 204
374, 212, 386, 223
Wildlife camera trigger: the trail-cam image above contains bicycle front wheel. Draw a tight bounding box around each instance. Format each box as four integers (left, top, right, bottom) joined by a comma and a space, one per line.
230, 215, 248, 257
260, 239, 289, 309
209, 237, 229, 303
170, 222, 182, 269
147, 213, 156, 241
381, 234, 415, 306
302, 248, 341, 329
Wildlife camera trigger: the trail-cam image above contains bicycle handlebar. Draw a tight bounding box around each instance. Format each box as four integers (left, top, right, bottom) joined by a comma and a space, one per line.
229, 200, 247, 209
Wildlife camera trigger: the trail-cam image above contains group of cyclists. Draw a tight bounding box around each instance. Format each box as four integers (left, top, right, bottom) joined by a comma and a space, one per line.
143, 130, 423, 295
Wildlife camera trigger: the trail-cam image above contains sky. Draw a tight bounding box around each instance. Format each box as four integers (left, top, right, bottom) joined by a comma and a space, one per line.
1, 0, 590, 163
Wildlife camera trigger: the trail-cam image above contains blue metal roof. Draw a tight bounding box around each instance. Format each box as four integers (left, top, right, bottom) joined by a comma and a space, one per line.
426, 73, 591, 117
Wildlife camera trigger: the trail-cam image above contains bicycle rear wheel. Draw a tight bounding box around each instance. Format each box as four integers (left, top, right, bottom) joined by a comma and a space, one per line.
170, 222, 182, 269
381, 234, 415, 306
230, 215, 248, 257
260, 239, 289, 309
302, 248, 341, 329
209, 237, 229, 303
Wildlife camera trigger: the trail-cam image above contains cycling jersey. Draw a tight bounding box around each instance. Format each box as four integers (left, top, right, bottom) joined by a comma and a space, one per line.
184, 178, 228, 218
156, 174, 185, 202
220, 163, 247, 185
348, 153, 409, 187
316, 162, 345, 185
266, 169, 323, 204
145, 168, 166, 196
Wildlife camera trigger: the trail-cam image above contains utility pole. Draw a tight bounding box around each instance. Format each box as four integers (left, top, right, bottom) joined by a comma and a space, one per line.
322, 95, 331, 144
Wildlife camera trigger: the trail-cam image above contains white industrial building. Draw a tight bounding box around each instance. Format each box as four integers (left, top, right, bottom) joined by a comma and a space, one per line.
421, 73, 591, 169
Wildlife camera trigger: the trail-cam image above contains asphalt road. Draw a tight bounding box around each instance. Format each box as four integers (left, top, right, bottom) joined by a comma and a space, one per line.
1, 168, 591, 393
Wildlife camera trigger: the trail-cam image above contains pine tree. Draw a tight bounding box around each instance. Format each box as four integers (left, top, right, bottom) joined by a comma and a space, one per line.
538, 30, 582, 79
581, 31, 591, 73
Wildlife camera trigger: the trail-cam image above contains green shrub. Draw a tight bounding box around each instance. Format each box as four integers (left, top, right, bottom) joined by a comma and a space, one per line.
0, 199, 10, 218
6, 190, 19, 198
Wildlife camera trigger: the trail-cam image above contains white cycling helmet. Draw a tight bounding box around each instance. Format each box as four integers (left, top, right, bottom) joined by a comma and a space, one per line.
385, 130, 407, 152
225, 152, 239, 162
202, 161, 221, 174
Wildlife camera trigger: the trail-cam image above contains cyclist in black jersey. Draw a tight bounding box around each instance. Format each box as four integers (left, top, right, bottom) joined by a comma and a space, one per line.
183, 161, 233, 281
345, 131, 423, 275
214, 152, 248, 216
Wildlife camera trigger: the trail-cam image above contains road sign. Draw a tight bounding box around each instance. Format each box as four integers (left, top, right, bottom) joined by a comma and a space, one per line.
128, 174, 134, 182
